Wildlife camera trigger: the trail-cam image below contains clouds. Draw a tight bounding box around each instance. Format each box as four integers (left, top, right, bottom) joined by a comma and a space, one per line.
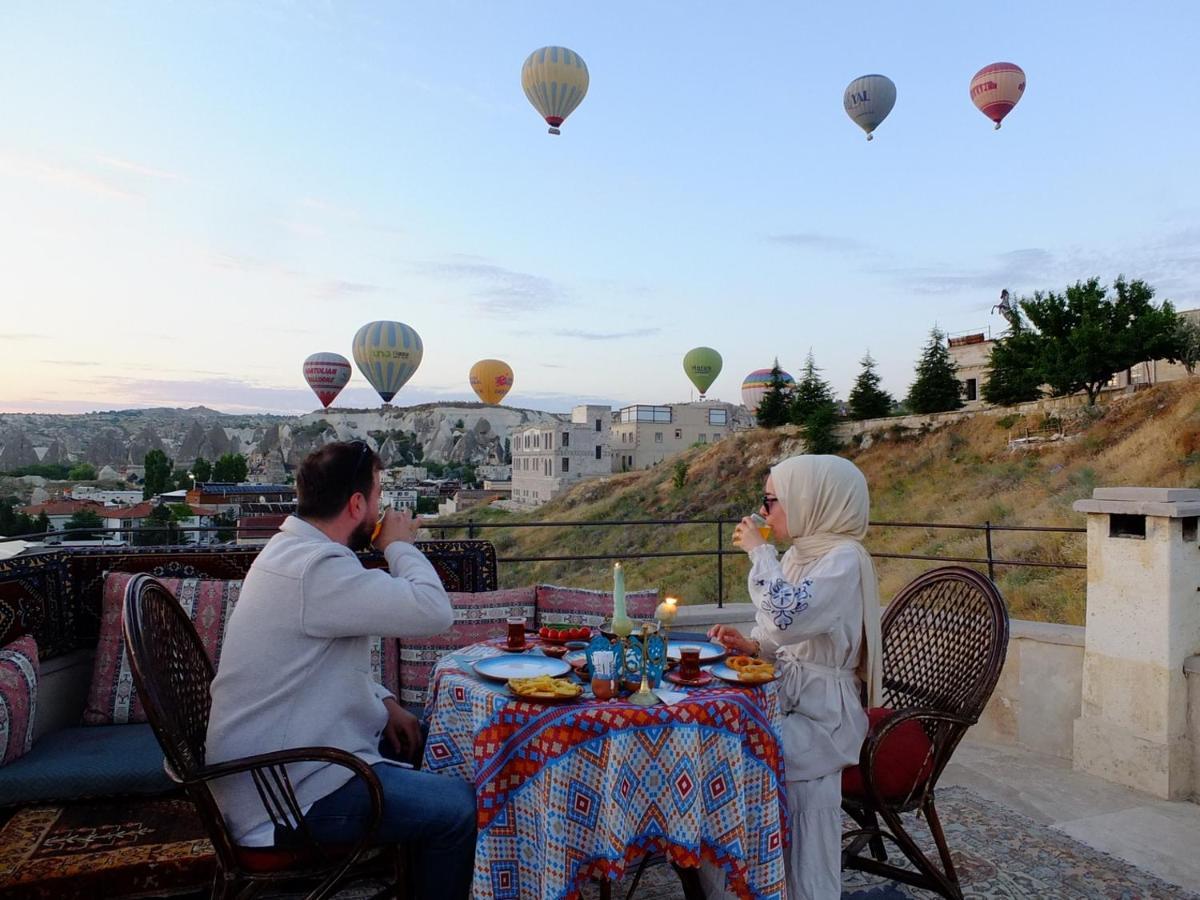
96, 155, 183, 181
0, 152, 139, 201
553, 327, 661, 341
210, 252, 383, 300
416, 257, 565, 314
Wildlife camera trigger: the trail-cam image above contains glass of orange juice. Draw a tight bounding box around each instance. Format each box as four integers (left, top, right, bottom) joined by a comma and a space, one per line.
371, 506, 391, 544
750, 513, 772, 541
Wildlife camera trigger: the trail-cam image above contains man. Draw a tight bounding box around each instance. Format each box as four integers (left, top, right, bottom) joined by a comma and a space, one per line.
206, 441, 475, 898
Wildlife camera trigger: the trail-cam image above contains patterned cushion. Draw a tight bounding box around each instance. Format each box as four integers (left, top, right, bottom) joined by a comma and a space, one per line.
397, 587, 537, 710
86, 572, 400, 725
534, 584, 659, 628
1, 635, 38, 767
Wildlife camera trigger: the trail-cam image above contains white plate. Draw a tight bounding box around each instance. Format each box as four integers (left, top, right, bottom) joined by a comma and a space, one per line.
473, 655, 571, 682
666, 640, 726, 662
707, 662, 778, 685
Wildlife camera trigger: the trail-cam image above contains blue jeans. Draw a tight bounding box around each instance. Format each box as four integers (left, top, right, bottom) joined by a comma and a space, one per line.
303, 759, 476, 900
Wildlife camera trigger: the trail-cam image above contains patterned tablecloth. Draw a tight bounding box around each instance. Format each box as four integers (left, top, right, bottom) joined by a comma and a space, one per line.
421, 642, 789, 900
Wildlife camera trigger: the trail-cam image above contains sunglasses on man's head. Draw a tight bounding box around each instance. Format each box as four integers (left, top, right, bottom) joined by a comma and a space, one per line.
349, 441, 371, 479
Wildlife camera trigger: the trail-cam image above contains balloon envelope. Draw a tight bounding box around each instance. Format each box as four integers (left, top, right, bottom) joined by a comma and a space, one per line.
970, 62, 1025, 128
683, 347, 723, 397
352, 321, 424, 404
522, 46, 589, 135
741, 368, 795, 414
470, 359, 514, 405
843, 74, 896, 140
303, 352, 352, 409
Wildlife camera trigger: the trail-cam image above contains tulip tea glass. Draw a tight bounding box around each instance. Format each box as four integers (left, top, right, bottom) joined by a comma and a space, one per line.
679, 647, 702, 681
506, 616, 527, 649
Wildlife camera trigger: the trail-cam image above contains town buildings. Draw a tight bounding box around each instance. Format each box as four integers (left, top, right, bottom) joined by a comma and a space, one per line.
511, 405, 611, 506
610, 401, 736, 472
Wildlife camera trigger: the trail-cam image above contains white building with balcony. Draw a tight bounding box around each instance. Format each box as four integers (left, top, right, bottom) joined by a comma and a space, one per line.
610, 401, 736, 471
511, 405, 611, 506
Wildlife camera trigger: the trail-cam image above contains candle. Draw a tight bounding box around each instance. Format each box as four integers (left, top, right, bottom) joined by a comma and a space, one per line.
655, 596, 678, 625
611, 561, 634, 638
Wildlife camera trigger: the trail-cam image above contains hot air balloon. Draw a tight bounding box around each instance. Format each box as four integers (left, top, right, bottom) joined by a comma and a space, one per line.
302, 352, 352, 409
683, 347, 722, 399
521, 46, 589, 135
843, 74, 896, 141
970, 62, 1025, 129
741, 367, 795, 415
469, 359, 514, 405
352, 321, 424, 404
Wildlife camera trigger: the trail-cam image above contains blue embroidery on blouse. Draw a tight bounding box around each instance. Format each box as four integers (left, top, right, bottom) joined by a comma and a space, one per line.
764, 578, 812, 629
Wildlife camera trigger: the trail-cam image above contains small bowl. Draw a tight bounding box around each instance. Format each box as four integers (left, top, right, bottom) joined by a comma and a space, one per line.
564, 640, 589, 651
540, 644, 569, 659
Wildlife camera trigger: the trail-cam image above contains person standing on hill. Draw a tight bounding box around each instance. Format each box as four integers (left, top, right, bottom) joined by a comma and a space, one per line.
206, 440, 475, 899
707, 454, 883, 900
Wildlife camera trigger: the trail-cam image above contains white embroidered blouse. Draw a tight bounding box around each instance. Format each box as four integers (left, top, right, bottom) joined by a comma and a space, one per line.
748, 542, 869, 782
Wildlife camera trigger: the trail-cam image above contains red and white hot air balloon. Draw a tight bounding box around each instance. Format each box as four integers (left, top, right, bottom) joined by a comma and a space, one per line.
303, 352, 352, 408
970, 62, 1026, 129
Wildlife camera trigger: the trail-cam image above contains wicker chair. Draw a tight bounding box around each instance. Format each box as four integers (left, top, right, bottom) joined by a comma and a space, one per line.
121, 573, 405, 900
841, 566, 1010, 899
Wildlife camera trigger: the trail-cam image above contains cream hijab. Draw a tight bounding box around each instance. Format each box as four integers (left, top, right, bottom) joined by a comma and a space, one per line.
771, 454, 883, 707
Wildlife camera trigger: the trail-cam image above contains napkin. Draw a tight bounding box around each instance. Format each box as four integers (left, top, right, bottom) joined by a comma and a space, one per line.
652, 687, 688, 706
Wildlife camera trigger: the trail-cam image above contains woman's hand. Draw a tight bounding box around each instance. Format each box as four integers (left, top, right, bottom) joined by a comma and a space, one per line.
707, 624, 759, 656
733, 516, 766, 552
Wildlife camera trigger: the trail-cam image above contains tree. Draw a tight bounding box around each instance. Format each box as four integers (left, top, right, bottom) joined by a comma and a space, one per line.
1173, 315, 1200, 375
672, 459, 688, 490
0, 498, 38, 537
135, 505, 183, 546
907, 327, 964, 414
213, 511, 238, 543
1020, 276, 1180, 405
34, 511, 51, 534
65, 508, 104, 540
68, 463, 97, 481
982, 322, 1044, 406
191, 457, 213, 482
755, 359, 792, 428
790, 351, 841, 453
212, 453, 248, 483
847, 352, 894, 420
142, 449, 174, 499
416, 496, 439, 514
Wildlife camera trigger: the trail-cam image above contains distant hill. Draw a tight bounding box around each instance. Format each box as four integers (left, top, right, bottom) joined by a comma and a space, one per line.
0, 403, 565, 479
444, 378, 1200, 626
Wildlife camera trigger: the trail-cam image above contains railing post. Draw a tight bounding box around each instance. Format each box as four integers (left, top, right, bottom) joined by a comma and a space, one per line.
984, 521, 995, 581
716, 519, 724, 608
467, 521, 477, 539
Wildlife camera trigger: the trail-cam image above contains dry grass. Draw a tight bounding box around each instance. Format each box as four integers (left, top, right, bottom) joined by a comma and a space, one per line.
442, 379, 1200, 626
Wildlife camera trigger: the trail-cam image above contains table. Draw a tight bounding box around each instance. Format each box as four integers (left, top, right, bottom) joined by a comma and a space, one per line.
421, 642, 789, 900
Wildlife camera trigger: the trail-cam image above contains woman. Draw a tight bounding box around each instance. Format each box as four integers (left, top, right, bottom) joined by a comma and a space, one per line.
705, 454, 882, 900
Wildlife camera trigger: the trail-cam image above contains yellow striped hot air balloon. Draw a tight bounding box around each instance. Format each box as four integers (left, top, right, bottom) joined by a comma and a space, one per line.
351, 321, 423, 404
469, 359, 514, 405
521, 46, 589, 135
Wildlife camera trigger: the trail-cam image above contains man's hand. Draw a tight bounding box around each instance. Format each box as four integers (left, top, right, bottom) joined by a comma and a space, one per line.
707, 624, 759, 656
382, 697, 422, 761
376, 509, 421, 550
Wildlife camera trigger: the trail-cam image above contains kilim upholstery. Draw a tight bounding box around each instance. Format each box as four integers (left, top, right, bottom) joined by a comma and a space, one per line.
841, 566, 1010, 900
122, 573, 407, 900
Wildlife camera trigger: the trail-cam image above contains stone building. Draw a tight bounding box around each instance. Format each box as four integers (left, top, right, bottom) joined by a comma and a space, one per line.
511, 405, 610, 506
609, 401, 735, 472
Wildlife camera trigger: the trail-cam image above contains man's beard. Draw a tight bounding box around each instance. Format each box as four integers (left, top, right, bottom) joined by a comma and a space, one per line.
348, 518, 374, 552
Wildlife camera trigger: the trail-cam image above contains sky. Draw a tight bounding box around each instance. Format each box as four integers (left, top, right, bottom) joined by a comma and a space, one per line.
1, 1, 1198, 416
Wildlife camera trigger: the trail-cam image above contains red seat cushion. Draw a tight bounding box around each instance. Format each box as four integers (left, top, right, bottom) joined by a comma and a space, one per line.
842, 707, 936, 802
235, 842, 357, 873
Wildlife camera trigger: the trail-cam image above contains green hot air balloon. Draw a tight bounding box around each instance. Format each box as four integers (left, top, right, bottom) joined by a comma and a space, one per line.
683, 347, 722, 399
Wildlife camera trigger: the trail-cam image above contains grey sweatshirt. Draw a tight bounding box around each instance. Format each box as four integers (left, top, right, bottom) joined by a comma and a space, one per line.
204, 515, 453, 844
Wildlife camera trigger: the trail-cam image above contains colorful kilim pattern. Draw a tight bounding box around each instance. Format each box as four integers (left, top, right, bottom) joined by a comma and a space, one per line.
423, 644, 788, 900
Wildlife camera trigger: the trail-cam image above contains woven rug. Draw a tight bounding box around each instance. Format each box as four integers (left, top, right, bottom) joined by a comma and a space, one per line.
0, 797, 213, 900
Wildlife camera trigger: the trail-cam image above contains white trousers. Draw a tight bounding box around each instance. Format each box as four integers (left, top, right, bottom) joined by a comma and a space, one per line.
698, 771, 842, 900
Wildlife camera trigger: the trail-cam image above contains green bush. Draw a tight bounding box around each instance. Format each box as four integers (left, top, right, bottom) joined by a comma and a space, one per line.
996, 414, 1020, 429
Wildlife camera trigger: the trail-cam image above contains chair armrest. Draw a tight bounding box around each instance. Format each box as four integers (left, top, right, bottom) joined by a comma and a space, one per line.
195, 747, 384, 853
856, 707, 975, 809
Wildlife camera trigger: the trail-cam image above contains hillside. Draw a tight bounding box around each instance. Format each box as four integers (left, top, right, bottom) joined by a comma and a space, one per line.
447, 378, 1200, 625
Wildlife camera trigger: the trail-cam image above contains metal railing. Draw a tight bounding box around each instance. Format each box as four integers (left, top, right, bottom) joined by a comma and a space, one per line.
4, 518, 1086, 607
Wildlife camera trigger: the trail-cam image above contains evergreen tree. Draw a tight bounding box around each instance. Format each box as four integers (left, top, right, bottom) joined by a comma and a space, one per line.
982, 319, 1043, 406
847, 352, 894, 420
191, 457, 213, 482
213, 453, 248, 483
790, 351, 841, 453
34, 511, 51, 534
754, 359, 792, 428
142, 449, 174, 499
907, 327, 964, 414
65, 508, 104, 540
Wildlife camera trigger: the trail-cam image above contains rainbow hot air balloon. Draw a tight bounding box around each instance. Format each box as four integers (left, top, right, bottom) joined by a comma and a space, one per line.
970, 62, 1026, 129
351, 321, 424, 404
469, 359, 514, 405
683, 347, 723, 399
302, 352, 352, 409
843, 74, 896, 141
741, 367, 795, 415
521, 46, 589, 135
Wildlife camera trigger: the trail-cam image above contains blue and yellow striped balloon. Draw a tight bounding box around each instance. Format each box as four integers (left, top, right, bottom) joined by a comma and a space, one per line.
521, 46, 589, 135
352, 321, 424, 404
